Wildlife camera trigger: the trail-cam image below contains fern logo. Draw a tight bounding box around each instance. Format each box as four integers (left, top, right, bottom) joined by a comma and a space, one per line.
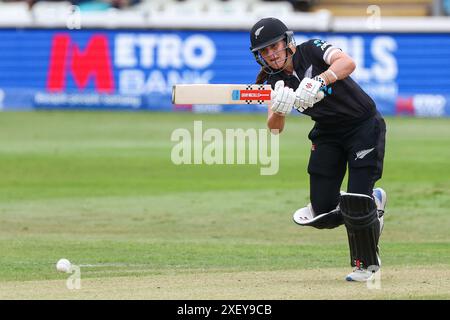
355, 148, 375, 160
254, 26, 264, 39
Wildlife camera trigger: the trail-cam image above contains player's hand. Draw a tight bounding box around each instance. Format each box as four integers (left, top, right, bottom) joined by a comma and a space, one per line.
294, 78, 325, 112
270, 80, 296, 116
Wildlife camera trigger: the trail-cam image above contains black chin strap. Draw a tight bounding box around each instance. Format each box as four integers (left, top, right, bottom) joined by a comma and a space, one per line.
256, 46, 294, 76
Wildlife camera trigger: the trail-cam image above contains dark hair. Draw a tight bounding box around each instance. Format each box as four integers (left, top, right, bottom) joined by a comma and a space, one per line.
255, 68, 269, 84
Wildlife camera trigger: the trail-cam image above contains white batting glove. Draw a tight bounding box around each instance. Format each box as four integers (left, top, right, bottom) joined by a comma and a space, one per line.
270, 80, 296, 115
294, 77, 325, 112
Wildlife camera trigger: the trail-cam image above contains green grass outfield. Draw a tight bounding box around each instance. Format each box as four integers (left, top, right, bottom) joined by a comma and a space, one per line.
0, 111, 449, 299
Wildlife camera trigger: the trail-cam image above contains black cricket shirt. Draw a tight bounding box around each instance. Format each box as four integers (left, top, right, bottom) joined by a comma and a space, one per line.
266, 39, 377, 127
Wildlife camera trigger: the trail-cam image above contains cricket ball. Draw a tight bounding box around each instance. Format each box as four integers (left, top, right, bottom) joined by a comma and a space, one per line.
56, 258, 72, 273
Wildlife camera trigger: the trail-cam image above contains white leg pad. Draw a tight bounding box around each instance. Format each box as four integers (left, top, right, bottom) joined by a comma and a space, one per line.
293, 204, 343, 229
292, 204, 316, 225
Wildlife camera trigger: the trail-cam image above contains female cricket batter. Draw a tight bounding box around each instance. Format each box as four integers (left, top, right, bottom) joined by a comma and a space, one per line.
249, 17, 387, 282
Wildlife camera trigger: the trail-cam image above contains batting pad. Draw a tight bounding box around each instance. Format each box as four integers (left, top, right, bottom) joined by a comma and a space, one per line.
340, 193, 381, 268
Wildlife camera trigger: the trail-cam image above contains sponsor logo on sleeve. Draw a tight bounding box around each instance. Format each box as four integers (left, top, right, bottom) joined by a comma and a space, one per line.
313, 39, 331, 51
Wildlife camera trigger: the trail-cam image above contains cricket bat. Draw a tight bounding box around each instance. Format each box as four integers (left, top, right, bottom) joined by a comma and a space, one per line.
172, 84, 272, 105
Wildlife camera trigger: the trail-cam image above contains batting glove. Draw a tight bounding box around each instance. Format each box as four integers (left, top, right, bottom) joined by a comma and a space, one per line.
294, 77, 325, 112
270, 80, 296, 115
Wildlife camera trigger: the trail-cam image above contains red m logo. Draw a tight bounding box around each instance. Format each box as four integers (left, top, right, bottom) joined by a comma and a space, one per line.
47, 34, 114, 93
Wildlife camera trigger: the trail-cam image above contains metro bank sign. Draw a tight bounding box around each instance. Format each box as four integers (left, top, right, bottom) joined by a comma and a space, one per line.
47, 34, 114, 93
45, 32, 216, 96
0, 29, 447, 114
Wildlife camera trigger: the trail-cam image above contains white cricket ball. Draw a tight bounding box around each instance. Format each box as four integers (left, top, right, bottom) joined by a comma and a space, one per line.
56, 258, 72, 273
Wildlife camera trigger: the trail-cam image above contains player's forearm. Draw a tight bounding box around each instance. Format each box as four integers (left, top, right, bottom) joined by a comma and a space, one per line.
320, 55, 356, 86
267, 112, 285, 134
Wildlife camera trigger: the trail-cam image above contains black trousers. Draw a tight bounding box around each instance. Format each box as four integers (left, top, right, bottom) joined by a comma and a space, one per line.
307, 112, 386, 214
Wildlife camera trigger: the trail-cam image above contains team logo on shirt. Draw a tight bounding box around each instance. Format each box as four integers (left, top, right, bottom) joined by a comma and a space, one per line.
313, 39, 331, 51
